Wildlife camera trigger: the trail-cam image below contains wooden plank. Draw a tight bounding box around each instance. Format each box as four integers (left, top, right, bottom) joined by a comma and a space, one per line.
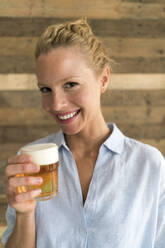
1, 56, 165, 73
0, 56, 35, 73
2, 37, 165, 58
118, 123, 165, 139
0, 74, 165, 90
112, 57, 165, 73
0, 108, 51, 126
1, 18, 165, 38
101, 90, 165, 106
0, 90, 164, 108
0, 106, 164, 125
140, 139, 165, 155
0, 74, 38, 90
0, 1, 165, 19
0, 143, 26, 160
119, 3, 165, 19
0, 91, 41, 108
108, 74, 165, 90
0, 202, 7, 226
0, 37, 37, 57
103, 106, 165, 124
0, 0, 121, 19
0, 196, 7, 204
102, 38, 165, 58
0, 124, 164, 142
0, 125, 60, 143
123, 0, 165, 3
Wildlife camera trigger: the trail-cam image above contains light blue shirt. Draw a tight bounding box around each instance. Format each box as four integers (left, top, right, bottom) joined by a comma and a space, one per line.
2, 123, 165, 248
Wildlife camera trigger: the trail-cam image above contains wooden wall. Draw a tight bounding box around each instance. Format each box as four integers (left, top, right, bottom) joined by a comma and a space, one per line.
0, 0, 165, 197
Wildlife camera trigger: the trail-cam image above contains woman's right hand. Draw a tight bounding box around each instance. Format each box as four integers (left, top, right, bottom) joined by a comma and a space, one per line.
3, 154, 43, 215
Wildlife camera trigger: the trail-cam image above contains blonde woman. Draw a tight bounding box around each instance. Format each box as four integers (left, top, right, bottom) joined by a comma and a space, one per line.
2, 19, 165, 248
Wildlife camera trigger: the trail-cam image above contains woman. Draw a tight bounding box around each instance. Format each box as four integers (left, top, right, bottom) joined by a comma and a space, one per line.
2, 19, 165, 248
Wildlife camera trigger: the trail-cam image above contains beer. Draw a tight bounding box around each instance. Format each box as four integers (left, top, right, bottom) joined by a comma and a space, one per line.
17, 143, 59, 201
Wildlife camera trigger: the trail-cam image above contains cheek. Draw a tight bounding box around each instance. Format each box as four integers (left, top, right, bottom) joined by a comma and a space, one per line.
42, 96, 51, 111
72, 90, 90, 106
76, 87, 100, 106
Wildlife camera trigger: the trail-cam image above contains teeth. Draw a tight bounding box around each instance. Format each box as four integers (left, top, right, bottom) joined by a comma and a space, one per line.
58, 110, 78, 120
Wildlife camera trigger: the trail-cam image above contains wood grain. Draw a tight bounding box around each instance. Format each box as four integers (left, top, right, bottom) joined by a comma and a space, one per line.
0, 124, 164, 143
118, 123, 165, 139
1, 18, 165, 38
0, 74, 165, 90
0, 1, 165, 19
0, 37, 37, 57
0, 106, 164, 125
0, 74, 38, 90
108, 74, 165, 89
0, 143, 26, 160
112, 57, 165, 73
102, 37, 165, 58
0, 125, 60, 143
2, 37, 165, 58
0, 90, 164, 107
0, 0, 120, 19
0, 203, 7, 228
101, 90, 165, 106
123, 0, 165, 3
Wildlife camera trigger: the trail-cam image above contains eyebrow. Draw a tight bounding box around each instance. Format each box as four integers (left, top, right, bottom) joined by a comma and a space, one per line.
37, 76, 81, 86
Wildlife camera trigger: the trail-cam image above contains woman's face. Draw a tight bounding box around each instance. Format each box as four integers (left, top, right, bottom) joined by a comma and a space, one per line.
36, 47, 109, 135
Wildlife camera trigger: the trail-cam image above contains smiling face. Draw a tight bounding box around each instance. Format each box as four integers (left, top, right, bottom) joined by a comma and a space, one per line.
36, 46, 109, 136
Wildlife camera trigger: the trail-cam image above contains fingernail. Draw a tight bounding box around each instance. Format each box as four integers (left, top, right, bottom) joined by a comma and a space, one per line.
35, 189, 41, 195
22, 157, 30, 162
32, 164, 39, 171
32, 165, 37, 170
36, 178, 43, 184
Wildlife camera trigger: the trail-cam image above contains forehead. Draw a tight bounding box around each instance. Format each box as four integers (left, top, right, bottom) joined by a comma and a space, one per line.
36, 47, 93, 83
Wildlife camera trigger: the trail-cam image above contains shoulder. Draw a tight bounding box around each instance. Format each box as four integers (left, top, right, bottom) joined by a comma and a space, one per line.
123, 135, 164, 169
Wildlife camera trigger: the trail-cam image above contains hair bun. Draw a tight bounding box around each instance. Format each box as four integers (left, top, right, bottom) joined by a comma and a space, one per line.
66, 18, 93, 36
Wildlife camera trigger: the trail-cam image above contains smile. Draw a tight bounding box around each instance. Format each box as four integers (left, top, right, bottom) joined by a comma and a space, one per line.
57, 110, 80, 120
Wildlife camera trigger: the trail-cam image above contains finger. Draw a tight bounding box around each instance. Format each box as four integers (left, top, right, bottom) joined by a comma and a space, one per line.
14, 189, 42, 202
4, 184, 19, 197
8, 154, 32, 165
5, 162, 40, 177
8, 176, 43, 188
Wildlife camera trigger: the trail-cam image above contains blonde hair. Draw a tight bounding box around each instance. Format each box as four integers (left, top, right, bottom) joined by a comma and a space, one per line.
35, 19, 111, 75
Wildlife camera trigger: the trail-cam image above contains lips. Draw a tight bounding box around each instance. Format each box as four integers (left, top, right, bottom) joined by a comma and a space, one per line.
56, 109, 81, 122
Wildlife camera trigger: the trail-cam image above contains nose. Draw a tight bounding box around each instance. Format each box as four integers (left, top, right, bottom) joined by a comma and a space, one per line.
51, 90, 68, 112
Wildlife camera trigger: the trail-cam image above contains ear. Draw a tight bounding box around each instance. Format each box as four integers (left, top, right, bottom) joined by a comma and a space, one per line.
100, 66, 110, 94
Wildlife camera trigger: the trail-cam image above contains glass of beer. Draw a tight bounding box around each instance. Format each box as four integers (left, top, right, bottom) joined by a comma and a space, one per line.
17, 143, 59, 201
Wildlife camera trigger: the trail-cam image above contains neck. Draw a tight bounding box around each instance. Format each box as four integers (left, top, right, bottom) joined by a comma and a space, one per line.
64, 121, 111, 155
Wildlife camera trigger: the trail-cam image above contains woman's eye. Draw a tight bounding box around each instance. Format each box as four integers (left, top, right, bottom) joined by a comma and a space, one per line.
65, 82, 78, 89
39, 87, 52, 93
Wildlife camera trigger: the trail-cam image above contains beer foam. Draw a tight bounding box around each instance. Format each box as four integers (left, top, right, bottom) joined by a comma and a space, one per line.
21, 143, 59, 165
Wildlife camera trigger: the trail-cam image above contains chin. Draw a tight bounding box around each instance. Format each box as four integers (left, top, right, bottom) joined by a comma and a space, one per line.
61, 126, 82, 136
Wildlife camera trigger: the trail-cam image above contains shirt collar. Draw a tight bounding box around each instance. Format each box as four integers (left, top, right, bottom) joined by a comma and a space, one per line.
54, 130, 70, 151
55, 123, 125, 154
103, 123, 125, 154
